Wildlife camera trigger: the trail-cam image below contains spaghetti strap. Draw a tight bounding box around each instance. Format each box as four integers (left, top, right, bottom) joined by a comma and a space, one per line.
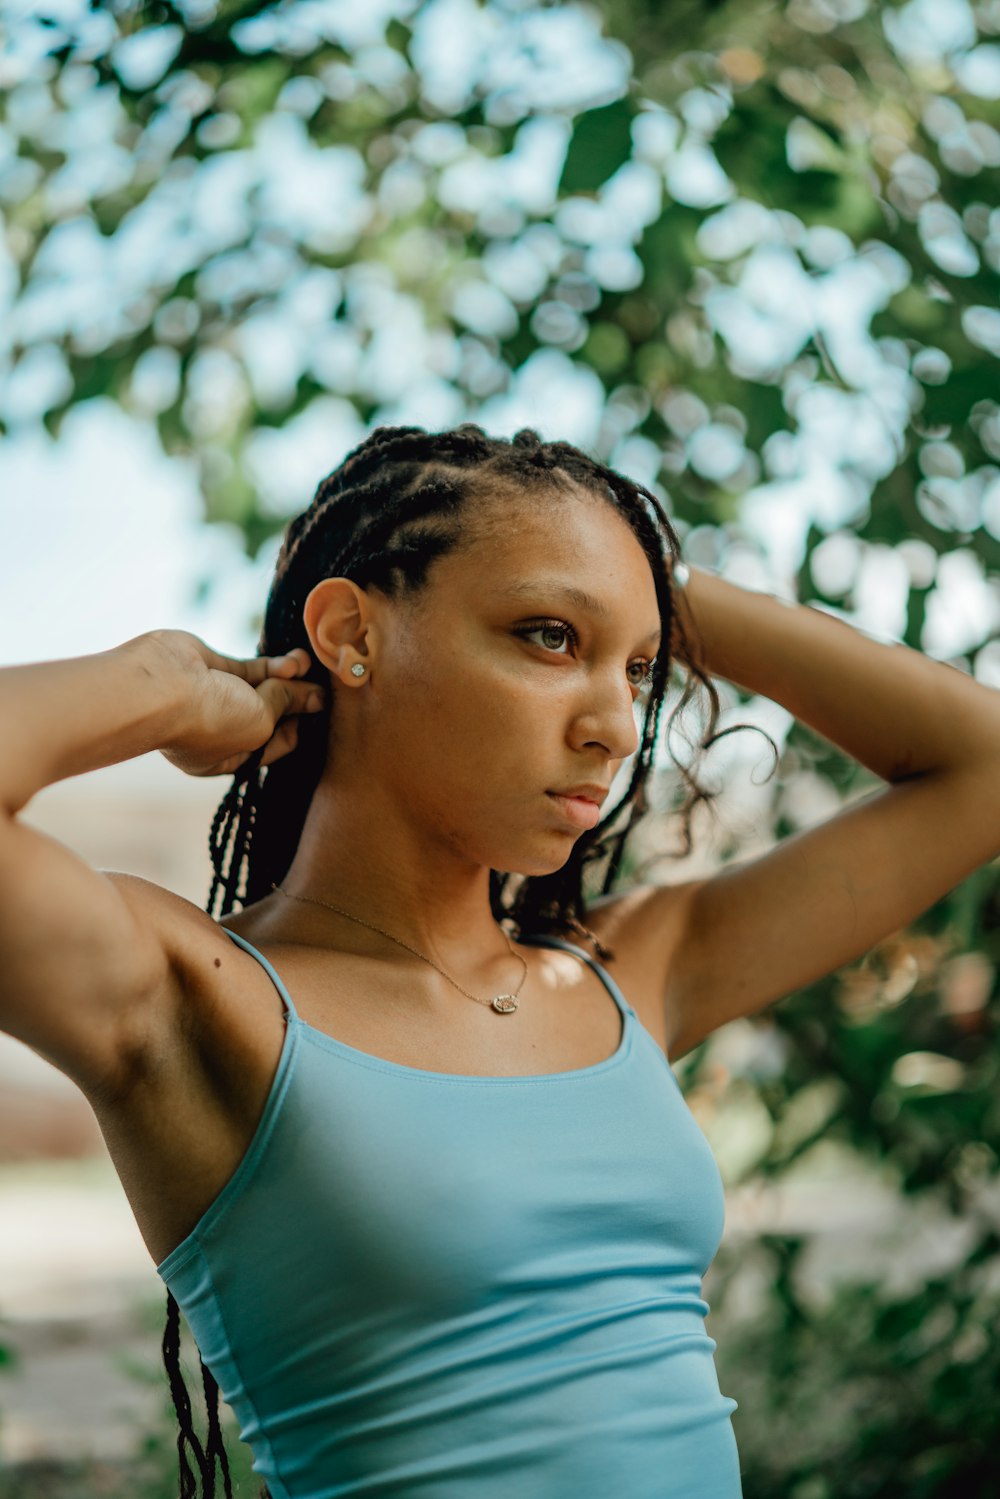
220, 926, 300, 1024
517, 931, 635, 1021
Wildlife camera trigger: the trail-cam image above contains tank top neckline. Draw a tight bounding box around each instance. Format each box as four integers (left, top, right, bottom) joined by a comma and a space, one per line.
220, 925, 635, 1086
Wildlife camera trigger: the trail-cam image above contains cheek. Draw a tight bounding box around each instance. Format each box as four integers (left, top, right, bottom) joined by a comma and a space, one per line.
382, 637, 571, 790
400, 644, 514, 728
407, 680, 545, 801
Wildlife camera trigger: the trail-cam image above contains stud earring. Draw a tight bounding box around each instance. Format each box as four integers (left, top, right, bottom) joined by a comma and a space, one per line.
351, 663, 366, 677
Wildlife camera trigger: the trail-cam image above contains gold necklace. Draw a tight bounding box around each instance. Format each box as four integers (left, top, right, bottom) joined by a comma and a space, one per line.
270, 882, 528, 1014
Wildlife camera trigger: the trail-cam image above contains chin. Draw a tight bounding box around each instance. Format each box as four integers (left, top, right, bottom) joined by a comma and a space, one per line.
496, 843, 579, 879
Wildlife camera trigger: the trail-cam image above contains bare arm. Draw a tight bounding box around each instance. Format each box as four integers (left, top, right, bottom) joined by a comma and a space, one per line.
659, 566, 1000, 1057
673, 564, 1000, 781
0, 633, 323, 1099
0, 634, 189, 816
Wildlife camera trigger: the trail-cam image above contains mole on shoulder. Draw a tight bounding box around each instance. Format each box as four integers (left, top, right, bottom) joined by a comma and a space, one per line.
214, 958, 221, 967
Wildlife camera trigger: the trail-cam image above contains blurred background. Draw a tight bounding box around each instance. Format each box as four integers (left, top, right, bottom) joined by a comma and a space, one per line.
1, 0, 999, 1494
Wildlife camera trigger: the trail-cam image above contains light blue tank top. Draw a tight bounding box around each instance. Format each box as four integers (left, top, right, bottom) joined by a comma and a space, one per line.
156, 927, 742, 1498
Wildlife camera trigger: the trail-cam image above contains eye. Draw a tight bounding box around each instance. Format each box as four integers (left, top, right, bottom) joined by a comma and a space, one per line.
515, 619, 658, 694
515, 618, 578, 655
628, 658, 657, 694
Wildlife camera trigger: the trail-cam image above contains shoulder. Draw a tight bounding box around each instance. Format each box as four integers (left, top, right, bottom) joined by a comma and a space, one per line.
583, 880, 707, 1058
104, 871, 233, 974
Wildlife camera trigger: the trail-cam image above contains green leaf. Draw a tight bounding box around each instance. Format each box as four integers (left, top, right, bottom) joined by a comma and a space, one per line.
558, 96, 635, 197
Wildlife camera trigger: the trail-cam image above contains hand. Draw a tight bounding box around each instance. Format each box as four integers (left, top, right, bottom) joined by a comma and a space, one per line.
146, 630, 327, 778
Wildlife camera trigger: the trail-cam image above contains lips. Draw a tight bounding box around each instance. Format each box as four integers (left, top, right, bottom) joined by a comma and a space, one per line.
546, 792, 603, 831
549, 784, 609, 806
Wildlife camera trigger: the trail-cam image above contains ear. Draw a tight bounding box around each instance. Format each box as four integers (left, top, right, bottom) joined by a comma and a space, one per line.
303, 577, 378, 685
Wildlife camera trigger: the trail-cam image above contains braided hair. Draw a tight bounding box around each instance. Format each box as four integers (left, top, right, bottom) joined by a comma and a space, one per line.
162, 421, 734, 1498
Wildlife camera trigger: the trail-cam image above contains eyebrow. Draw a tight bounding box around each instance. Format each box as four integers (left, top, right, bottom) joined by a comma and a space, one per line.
499, 579, 662, 647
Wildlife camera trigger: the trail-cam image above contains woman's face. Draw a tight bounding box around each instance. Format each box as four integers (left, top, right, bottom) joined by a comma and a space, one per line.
347, 487, 663, 878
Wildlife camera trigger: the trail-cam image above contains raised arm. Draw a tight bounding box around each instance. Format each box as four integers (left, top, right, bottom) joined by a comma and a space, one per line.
666, 565, 1000, 1057
0, 632, 323, 1099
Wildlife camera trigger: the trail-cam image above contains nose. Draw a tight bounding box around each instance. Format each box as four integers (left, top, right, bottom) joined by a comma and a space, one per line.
569, 670, 642, 762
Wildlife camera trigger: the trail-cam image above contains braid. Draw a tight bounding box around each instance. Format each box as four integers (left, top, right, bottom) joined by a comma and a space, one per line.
160, 421, 760, 1498
201, 1355, 234, 1499
162, 1288, 212, 1497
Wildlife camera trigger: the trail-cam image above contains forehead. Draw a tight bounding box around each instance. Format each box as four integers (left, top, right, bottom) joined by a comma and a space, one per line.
438, 481, 661, 637
468, 480, 652, 573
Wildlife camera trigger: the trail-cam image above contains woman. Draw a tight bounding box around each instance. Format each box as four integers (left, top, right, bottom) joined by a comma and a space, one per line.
2, 423, 998, 1499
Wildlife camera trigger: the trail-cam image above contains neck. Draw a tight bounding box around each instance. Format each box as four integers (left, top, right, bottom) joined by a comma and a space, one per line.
267, 776, 509, 966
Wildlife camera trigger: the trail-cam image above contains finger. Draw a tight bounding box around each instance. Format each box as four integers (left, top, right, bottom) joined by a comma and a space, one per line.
264, 648, 313, 679
235, 695, 316, 773
255, 675, 327, 723
211, 716, 300, 776
229, 648, 314, 688
258, 715, 301, 767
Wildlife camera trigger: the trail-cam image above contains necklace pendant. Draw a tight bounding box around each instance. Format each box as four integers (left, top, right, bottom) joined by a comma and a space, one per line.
491, 994, 519, 1014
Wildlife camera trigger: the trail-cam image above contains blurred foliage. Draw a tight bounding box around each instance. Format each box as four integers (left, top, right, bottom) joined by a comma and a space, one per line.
3, 0, 1000, 1494
0, 1299, 258, 1497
